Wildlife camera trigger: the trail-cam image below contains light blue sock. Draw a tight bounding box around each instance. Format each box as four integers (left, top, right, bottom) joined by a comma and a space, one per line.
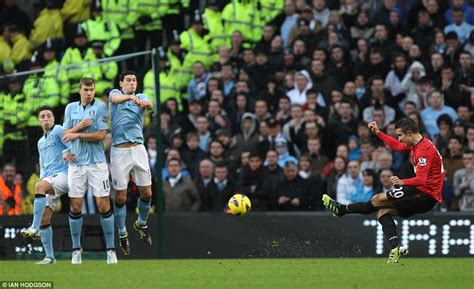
40, 225, 54, 259
32, 195, 47, 231
137, 198, 151, 226
68, 212, 82, 250
114, 202, 127, 236
100, 210, 115, 250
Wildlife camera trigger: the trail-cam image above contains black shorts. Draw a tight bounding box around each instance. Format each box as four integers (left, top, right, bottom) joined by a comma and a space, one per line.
385, 186, 438, 218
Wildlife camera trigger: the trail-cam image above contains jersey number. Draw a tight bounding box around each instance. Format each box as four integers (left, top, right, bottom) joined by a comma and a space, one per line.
103, 180, 110, 190
388, 187, 405, 199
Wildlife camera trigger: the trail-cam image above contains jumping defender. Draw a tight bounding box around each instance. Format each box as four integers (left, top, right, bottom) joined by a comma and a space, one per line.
63, 77, 117, 264
20, 106, 74, 264
109, 71, 153, 255
323, 118, 444, 263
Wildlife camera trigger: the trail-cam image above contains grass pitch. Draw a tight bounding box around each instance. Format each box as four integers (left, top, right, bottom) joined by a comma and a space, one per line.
1, 258, 473, 289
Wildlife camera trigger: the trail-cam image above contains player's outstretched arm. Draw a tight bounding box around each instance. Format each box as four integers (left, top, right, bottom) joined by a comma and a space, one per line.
64, 119, 93, 135
368, 121, 410, 152
110, 93, 136, 104
63, 130, 107, 143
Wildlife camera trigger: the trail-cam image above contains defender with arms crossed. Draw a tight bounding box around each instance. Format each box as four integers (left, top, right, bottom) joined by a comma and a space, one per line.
63, 77, 117, 264
109, 71, 153, 256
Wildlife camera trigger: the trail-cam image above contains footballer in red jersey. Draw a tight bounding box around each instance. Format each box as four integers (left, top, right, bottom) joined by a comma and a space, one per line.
322, 118, 444, 263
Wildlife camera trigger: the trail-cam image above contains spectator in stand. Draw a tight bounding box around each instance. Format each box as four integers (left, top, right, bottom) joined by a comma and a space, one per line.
457, 104, 472, 124
188, 61, 211, 103
421, 90, 458, 138
178, 100, 202, 134
0, 163, 23, 216
236, 152, 266, 210
445, 0, 474, 25
195, 116, 212, 151
181, 132, 206, 179
336, 160, 362, 204
443, 135, 466, 209
194, 159, 214, 212
412, 8, 438, 55
275, 160, 309, 211
350, 11, 373, 43
378, 168, 394, 193
164, 158, 200, 212
349, 168, 376, 203
310, 59, 338, 106
327, 99, 358, 157
261, 150, 284, 210
465, 125, 474, 150
287, 70, 313, 105
325, 156, 346, 199
439, 65, 470, 110
209, 162, 235, 213
385, 53, 408, 101
444, 8, 473, 44
453, 149, 474, 211
434, 114, 454, 152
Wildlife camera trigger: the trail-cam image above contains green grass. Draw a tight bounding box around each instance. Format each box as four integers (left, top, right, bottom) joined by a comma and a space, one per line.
1, 258, 473, 289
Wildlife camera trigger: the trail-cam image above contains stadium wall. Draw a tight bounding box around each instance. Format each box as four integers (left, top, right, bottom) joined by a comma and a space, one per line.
1, 213, 473, 259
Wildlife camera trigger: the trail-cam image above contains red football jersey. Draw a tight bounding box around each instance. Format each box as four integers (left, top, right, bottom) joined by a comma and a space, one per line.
377, 132, 445, 203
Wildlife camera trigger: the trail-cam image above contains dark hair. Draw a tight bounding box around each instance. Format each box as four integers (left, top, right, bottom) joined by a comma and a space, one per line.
215, 162, 228, 169
436, 114, 453, 127
79, 77, 95, 88
119, 71, 137, 82
395, 118, 419, 134
37, 105, 54, 116
249, 151, 261, 159
449, 135, 464, 144
186, 131, 199, 141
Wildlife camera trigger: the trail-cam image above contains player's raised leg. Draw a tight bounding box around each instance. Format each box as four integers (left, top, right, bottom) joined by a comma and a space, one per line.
322, 193, 378, 217
21, 181, 53, 240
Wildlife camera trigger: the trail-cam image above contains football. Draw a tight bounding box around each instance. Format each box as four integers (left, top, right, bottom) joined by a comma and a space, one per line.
228, 194, 252, 216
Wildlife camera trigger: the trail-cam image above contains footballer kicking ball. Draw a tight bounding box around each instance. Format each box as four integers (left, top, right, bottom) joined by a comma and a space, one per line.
228, 194, 252, 216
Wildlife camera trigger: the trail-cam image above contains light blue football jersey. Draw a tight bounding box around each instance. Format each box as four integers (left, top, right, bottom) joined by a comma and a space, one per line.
109, 89, 148, 146
38, 124, 69, 179
63, 100, 109, 166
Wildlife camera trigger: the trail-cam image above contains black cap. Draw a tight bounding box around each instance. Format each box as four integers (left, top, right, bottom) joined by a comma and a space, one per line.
75, 23, 86, 38
91, 0, 102, 11
41, 38, 55, 52
192, 10, 203, 24
158, 47, 168, 61
91, 41, 104, 48
170, 30, 180, 45
207, 0, 219, 7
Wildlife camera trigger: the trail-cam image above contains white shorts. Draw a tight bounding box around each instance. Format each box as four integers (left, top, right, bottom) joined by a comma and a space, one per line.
110, 144, 152, 190
68, 162, 110, 198
43, 173, 68, 211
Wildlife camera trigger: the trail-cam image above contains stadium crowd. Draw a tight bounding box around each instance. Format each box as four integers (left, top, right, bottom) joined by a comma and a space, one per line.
0, 0, 474, 216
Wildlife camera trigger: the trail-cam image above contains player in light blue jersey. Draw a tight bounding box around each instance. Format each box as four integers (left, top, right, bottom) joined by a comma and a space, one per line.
62, 77, 117, 264
20, 106, 73, 264
109, 71, 153, 256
